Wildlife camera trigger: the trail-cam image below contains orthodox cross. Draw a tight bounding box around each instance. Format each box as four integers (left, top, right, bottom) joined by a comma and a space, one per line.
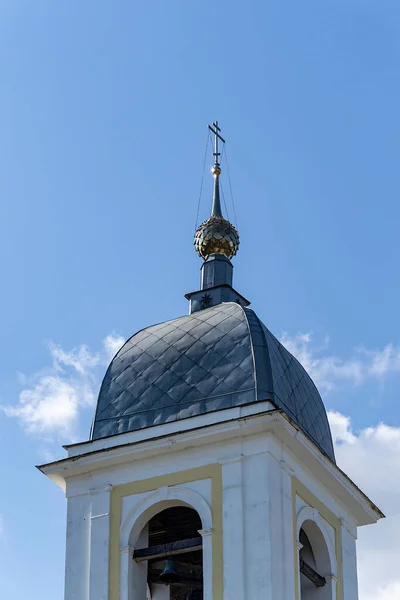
208, 121, 226, 165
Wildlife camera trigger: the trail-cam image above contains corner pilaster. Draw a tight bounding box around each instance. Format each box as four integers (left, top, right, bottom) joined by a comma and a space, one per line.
89, 485, 112, 600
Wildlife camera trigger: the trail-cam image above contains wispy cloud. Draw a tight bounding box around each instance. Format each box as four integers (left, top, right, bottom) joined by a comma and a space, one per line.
2, 334, 125, 441
280, 332, 400, 392
367, 343, 400, 377
327, 410, 357, 444
103, 334, 126, 361
328, 411, 400, 600
49, 342, 101, 374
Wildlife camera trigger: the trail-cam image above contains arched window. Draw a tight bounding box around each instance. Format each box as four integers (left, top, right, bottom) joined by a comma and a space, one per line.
132, 506, 204, 600
299, 520, 333, 600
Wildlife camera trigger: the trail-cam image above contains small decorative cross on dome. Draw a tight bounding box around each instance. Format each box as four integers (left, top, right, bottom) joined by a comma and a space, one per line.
208, 121, 225, 165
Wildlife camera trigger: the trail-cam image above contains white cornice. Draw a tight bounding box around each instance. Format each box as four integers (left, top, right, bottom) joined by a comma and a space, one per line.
38, 409, 383, 526
63, 401, 275, 457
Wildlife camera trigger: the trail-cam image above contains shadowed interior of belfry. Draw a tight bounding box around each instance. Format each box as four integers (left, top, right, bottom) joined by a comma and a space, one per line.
299, 523, 332, 600
133, 507, 203, 600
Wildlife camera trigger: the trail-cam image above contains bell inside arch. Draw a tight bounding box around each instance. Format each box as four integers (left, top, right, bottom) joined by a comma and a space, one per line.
159, 559, 181, 584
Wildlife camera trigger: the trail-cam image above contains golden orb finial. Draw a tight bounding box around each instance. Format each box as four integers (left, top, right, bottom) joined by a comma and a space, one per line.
194, 215, 240, 260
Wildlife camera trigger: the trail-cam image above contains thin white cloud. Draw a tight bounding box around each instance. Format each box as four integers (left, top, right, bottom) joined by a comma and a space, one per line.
49, 342, 101, 374
369, 582, 400, 600
4, 376, 89, 437
368, 343, 400, 377
328, 411, 400, 600
103, 334, 126, 361
327, 410, 356, 444
280, 332, 400, 392
2, 334, 125, 441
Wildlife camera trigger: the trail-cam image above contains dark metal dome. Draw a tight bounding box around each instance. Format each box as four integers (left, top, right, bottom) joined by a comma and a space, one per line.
91, 303, 335, 461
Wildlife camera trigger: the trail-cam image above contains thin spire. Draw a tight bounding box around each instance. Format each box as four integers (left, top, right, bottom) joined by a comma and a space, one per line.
208, 121, 225, 218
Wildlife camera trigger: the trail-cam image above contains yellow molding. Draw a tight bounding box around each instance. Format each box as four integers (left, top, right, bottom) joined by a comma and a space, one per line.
292, 476, 343, 600
109, 465, 223, 600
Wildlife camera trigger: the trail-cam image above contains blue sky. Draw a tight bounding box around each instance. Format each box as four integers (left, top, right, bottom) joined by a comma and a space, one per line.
1, 1, 400, 598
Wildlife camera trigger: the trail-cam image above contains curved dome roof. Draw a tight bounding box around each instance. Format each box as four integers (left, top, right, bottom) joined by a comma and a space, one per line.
92, 302, 335, 461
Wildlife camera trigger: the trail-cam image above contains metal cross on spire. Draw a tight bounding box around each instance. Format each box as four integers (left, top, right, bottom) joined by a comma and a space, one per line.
208, 121, 225, 217
208, 120, 226, 166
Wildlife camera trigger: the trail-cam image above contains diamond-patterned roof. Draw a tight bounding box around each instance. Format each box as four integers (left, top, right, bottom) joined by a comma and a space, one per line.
91, 303, 335, 461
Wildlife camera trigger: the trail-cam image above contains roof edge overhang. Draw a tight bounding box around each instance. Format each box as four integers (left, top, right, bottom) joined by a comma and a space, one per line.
38, 407, 383, 526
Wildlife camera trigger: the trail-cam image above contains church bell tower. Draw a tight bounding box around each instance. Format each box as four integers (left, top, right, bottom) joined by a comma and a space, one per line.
39, 123, 383, 600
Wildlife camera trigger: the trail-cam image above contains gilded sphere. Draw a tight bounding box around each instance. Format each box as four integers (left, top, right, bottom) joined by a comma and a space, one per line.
211, 164, 221, 176
194, 216, 240, 260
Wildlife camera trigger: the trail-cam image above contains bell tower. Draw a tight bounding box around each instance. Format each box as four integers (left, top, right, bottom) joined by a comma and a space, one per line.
39, 123, 383, 600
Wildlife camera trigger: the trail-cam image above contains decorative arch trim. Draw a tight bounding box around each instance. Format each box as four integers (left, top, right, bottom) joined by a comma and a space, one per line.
120, 484, 213, 547
108, 464, 223, 600
292, 476, 343, 600
296, 505, 337, 576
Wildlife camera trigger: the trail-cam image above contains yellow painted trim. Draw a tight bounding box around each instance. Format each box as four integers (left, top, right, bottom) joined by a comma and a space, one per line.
109, 465, 223, 600
292, 476, 343, 600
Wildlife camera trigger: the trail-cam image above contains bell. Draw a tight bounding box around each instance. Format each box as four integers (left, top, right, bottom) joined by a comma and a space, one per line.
159, 559, 180, 584
185, 590, 202, 600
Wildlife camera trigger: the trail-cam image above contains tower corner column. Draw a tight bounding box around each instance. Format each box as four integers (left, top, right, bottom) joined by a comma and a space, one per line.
64, 486, 91, 600
340, 520, 359, 600
89, 485, 113, 600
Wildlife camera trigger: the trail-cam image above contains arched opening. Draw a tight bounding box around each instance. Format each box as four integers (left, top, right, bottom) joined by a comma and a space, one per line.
132, 506, 203, 600
299, 520, 333, 600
